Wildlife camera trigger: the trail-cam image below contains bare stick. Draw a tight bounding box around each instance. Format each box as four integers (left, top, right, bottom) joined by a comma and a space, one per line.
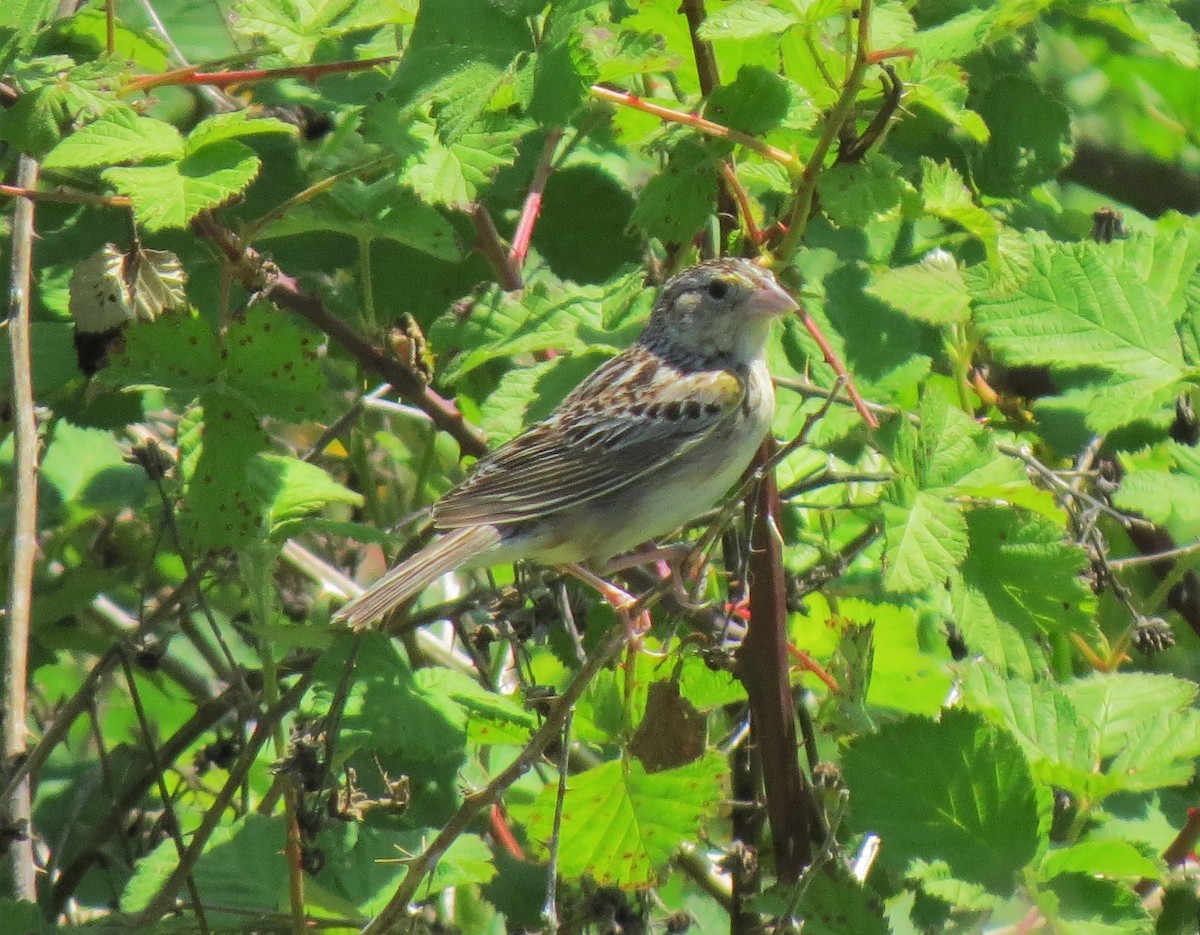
4, 154, 41, 901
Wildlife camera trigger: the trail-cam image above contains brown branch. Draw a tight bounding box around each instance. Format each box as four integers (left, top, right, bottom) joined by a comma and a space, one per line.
359, 622, 631, 934
4, 154, 41, 901
737, 438, 817, 883
130, 673, 314, 926
680, 0, 721, 96
470, 204, 522, 291
121, 55, 399, 95
0, 183, 132, 208
191, 213, 488, 458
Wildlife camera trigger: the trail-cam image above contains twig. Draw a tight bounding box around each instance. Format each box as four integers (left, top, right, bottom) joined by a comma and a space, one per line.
0, 183, 132, 208
121, 56, 399, 95
509, 130, 563, 271
4, 154, 41, 901
131, 673, 314, 926
358, 622, 631, 935
590, 85, 801, 172
191, 213, 489, 457
470, 203, 522, 291
1107, 541, 1200, 569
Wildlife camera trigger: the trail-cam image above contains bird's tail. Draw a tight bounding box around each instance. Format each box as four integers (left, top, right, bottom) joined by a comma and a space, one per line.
333, 525, 502, 630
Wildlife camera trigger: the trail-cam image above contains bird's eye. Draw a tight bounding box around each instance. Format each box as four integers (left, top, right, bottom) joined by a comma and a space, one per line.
706, 278, 729, 300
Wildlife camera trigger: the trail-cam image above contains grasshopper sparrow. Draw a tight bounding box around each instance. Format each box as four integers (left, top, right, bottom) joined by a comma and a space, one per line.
334, 258, 798, 630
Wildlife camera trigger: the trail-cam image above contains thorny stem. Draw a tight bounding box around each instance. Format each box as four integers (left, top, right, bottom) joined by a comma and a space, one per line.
4, 154, 40, 901
121, 55, 399, 95
509, 129, 563, 272
0, 183, 132, 208
590, 85, 801, 171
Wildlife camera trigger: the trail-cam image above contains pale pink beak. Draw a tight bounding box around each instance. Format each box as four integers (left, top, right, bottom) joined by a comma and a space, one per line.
745, 278, 800, 318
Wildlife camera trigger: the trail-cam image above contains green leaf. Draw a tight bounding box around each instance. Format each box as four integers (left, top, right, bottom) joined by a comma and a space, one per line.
515, 754, 727, 888
1115, 442, 1200, 533
705, 65, 791, 135
42, 107, 183, 169
41, 420, 147, 510
122, 814, 289, 916
961, 664, 1106, 801
303, 633, 467, 763
1041, 840, 1162, 882
842, 707, 1047, 892
101, 313, 221, 396
1063, 672, 1198, 759
630, 139, 719, 243
971, 73, 1072, 198
222, 305, 329, 420
881, 491, 967, 592
184, 110, 297, 152
792, 862, 890, 934
103, 139, 261, 231
817, 153, 905, 229
910, 8, 994, 61
696, 1, 798, 40
401, 118, 527, 209
248, 454, 363, 537
974, 234, 1185, 432
921, 158, 1000, 265
960, 507, 1096, 644
868, 249, 971, 325
178, 393, 269, 549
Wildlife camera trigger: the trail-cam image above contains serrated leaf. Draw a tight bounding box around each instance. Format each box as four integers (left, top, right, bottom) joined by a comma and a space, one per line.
1063, 672, 1198, 759
178, 392, 269, 549
950, 576, 1052, 679
232, 0, 361, 58
818, 154, 904, 228
971, 74, 1071, 198
223, 305, 328, 420
43, 108, 183, 169
882, 491, 967, 592
248, 454, 362, 537
906, 859, 1004, 911
1041, 840, 1162, 882
302, 633, 467, 762
401, 118, 525, 209
696, 1, 797, 40
122, 814, 288, 916
974, 234, 1184, 432
842, 708, 1046, 892
100, 313, 221, 394
104, 139, 261, 231
185, 110, 297, 152
630, 139, 719, 243
41, 420, 147, 509
1107, 710, 1200, 792
922, 158, 1000, 265
910, 8, 994, 60
516, 754, 726, 889
705, 65, 790, 135
1115, 442, 1200, 532
961, 507, 1095, 642
868, 250, 971, 324
960, 665, 1105, 800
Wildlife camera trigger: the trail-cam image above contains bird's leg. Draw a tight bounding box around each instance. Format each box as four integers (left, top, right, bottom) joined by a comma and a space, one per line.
601, 544, 712, 610
561, 563, 651, 640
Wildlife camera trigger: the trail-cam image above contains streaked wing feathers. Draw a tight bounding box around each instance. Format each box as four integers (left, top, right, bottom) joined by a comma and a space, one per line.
434, 355, 745, 528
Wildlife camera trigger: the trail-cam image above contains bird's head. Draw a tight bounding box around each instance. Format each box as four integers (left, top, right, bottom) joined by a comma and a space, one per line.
643, 258, 799, 364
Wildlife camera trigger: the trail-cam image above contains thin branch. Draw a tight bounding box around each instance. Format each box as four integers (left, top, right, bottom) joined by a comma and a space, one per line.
359, 622, 631, 935
4, 154, 41, 901
508, 129, 563, 272
191, 213, 489, 457
130, 674, 314, 926
121, 55, 399, 95
590, 85, 801, 172
470, 203, 522, 291
0, 183, 132, 208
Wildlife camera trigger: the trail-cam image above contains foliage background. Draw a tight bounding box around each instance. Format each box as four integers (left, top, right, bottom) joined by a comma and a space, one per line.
2, 0, 1200, 932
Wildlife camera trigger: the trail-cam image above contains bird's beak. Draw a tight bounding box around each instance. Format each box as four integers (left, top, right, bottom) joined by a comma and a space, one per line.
746, 279, 800, 318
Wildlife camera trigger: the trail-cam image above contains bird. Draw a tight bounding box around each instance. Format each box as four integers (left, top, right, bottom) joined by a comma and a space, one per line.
333, 257, 799, 631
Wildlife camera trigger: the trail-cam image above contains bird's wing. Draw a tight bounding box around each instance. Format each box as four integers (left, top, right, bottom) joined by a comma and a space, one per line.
434, 354, 746, 528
